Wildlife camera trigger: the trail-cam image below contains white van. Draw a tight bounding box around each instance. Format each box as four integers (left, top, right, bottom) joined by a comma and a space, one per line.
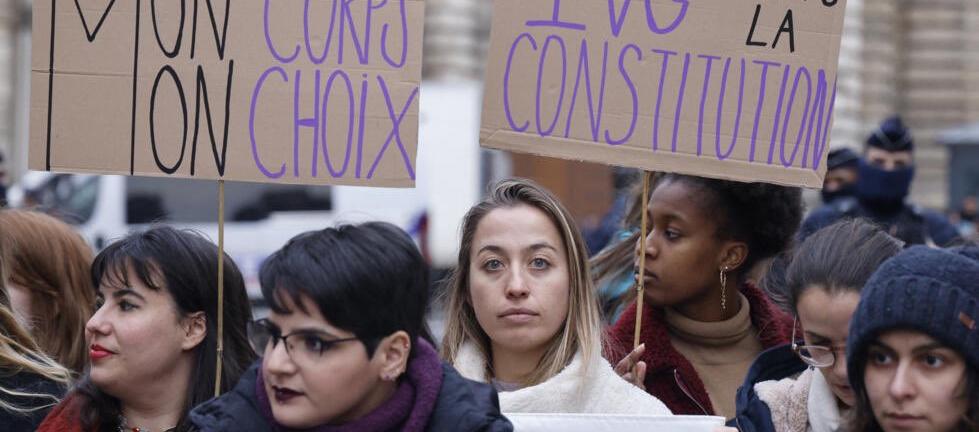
9, 172, 428, 299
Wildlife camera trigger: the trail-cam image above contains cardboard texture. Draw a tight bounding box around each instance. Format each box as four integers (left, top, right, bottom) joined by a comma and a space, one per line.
31, 0, 423, 187
480, 0, 848, 188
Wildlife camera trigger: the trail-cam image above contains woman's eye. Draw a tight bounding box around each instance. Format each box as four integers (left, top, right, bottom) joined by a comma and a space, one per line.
922, 354, 945, 368
119, 301, 137, 312
303, 336, 326, 354
94, 298, 105, 310
530, 258, 549, 269
664, 229, 681, 240
484, 259, 503, 271
869, 350, 893, 366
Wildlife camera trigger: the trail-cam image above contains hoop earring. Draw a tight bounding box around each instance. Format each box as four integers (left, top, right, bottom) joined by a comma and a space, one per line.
719, 268, 728, 311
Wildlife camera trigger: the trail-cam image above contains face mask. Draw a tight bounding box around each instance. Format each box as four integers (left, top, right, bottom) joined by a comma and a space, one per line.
856, 159, 914, 209
821, 182, 857, 204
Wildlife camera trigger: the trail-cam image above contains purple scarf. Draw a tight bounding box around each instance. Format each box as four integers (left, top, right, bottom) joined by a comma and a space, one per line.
256, 338, 445, 432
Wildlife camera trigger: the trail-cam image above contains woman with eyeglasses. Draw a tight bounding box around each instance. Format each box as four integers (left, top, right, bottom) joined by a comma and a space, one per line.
190, 222, 513, 432
731, 219, 903, 432
37, 226, 256, 432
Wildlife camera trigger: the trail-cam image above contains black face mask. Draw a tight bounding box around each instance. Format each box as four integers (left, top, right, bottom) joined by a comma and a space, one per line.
856, 159, 914, 211
962, 210, 977, 223
821, 182, 857, 204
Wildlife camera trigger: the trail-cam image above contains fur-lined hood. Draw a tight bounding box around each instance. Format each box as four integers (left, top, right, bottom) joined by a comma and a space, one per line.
754, 368, 843, 432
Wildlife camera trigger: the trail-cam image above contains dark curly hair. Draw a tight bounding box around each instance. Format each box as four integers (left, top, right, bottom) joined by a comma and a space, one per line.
590, 173, 802, 321
659, 173, 804, 278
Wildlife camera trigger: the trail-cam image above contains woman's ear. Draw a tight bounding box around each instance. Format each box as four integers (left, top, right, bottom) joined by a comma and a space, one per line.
718, 240, 748, 273
373, 331, 412, 381
181, 311, 207, 351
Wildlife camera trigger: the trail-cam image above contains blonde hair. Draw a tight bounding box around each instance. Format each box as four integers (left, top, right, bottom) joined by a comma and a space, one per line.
0, 209, 95, 373
0, 239, 72, 415
441, 178, 603, 387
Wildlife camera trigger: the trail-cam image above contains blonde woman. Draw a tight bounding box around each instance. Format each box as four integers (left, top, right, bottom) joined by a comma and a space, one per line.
441, 178, 670, 414
1, 242, 72, 430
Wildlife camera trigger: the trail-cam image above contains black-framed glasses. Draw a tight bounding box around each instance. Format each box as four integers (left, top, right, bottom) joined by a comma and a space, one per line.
791, 319, 846, 368
247, 318, 360, 365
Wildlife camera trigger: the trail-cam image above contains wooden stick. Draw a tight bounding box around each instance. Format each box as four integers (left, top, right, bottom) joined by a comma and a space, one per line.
214, 180, 225, 397
633, 171, 651, 349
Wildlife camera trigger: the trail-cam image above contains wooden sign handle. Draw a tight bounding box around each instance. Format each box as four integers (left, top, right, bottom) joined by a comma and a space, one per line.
633, 171, 651, 349
214, 180, 226, 397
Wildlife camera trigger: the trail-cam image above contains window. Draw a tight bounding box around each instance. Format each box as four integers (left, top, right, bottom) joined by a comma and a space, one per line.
125, 177, 332, 224
29, 174, 99, 224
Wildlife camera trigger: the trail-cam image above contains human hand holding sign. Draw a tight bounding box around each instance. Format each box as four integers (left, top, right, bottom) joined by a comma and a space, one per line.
614, 343, 647, 390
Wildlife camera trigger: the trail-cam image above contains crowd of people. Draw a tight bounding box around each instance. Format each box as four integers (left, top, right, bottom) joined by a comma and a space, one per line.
0, 118, 977, 432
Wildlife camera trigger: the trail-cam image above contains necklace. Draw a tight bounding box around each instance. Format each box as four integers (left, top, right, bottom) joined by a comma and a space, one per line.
118, 415, 177, 432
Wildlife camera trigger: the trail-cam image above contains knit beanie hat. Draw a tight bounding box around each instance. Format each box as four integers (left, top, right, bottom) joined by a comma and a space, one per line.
847, 245, 979, 389
866, 116, 914, 152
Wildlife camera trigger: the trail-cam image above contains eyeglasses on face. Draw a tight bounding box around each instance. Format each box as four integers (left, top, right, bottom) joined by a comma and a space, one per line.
247, 318, 360, 365
791, 319, 846, 369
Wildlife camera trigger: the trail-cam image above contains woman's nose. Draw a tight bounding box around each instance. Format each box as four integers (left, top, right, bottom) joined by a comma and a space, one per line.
85, 304, 110, 337
264, 338, 298, 375
504, 268, 530, 299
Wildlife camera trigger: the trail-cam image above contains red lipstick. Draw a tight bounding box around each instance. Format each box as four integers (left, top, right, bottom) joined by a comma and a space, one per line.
89, 344, 114, 361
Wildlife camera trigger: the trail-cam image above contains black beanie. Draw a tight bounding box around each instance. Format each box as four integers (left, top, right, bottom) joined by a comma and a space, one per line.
866, 116, 914, 152
847, 245, 979, 390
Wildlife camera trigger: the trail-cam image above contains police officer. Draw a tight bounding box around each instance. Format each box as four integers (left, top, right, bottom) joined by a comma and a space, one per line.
801, 116, 960, 246
820, 147, 860, 204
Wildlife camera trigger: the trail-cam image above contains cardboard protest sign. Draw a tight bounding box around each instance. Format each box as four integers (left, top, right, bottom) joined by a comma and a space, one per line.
480, 0, 848, 188
506, 413, 725, 432
31, 0, 423, 187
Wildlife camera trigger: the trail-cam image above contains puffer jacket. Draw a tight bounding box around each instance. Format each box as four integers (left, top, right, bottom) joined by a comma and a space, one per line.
190, 359, 512, 432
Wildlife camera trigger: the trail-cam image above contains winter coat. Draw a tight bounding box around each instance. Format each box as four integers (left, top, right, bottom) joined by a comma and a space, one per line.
0, 371, 68, 432
731, 344, 844, 432
35, 392, 87, 432
607, 282, 793, 416
190, 359, 513, 432
730, 344, 806, 432
452, 342, 672, 415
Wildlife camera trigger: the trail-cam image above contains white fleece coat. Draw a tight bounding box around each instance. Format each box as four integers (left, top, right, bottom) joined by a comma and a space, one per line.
452, 342, 672, 415
754, 368, 843, 432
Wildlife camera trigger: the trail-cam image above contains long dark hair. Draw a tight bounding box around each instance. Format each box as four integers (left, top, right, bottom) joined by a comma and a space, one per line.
848, 347, 978, 432
76, 226, 256, 431
260, 222, 434, 356
780, 218, 903, 314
